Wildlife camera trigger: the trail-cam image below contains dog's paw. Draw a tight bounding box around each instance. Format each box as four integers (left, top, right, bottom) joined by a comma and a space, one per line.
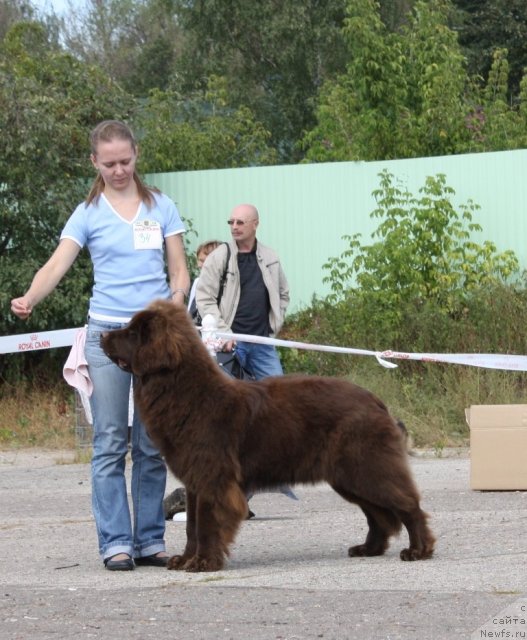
348, 544, 366, 557
348, 543, 385, 557
184, 554, 224, 573
400, 547, 431, 561
167, 554, 190, 570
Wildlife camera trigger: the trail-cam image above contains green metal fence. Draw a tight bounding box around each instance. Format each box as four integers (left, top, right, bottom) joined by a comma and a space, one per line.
148, 149, 527, 313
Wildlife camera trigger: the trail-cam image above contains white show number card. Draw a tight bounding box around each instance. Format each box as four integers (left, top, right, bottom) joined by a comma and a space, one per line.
133, 220, 162, 250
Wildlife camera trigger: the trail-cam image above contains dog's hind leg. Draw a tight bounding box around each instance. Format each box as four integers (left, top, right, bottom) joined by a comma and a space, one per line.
331, 485, 401, 557
349, 503, 402, 557
330, 456, 435, 561
368, 464, 435, 561
326, 412, 435, 561
397, 507, 435, 561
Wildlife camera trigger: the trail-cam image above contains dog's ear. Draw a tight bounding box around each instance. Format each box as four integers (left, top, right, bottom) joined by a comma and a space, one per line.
131, 307, 183, 376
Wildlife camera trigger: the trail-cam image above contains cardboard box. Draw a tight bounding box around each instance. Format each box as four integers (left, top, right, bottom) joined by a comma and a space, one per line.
466, 404, 527, 490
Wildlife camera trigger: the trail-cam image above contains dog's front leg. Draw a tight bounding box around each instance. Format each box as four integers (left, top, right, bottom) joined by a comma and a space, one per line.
167, 490, 198, 571
182, 495, 225, 572
183, 481, 247, 572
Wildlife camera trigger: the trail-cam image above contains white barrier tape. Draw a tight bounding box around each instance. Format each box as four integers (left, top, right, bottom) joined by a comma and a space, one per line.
215, 331, 397, 369
2, 325, 527, 373
0, 328, 82, 354
377, 350, 527, 371
216, 331, 527, 372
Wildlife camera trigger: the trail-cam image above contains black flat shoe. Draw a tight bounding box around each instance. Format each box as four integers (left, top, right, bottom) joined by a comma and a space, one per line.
104, 554, 134, 571
135, 554, 169, 567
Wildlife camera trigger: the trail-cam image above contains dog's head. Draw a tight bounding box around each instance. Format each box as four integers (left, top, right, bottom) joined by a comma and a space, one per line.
100, 300, 200, 377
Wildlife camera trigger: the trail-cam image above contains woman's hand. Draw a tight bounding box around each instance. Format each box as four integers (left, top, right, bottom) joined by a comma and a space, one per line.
11, 296, 32, 320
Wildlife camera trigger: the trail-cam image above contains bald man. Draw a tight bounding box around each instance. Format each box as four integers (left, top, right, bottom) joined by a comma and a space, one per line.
196, 203, 297, 511
196, 203, 289, 378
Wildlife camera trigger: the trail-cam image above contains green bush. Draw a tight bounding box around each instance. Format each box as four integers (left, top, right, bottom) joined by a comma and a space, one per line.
280, 172, 527, 448
281, 284, 527, 448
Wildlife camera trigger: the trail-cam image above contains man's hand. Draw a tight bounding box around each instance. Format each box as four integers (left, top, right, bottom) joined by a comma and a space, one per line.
222, 340, 236, 352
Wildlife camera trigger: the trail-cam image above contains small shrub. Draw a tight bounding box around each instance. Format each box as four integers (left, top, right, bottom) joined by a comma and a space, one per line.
281, 172, 527, 448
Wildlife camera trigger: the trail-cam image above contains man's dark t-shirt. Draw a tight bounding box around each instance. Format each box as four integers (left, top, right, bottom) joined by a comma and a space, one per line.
231, 248, 271, 337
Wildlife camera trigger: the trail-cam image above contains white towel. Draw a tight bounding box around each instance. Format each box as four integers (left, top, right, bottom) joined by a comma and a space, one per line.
63, 327, 92, 395
63, 327, 93, 423
63, 327, 134, 426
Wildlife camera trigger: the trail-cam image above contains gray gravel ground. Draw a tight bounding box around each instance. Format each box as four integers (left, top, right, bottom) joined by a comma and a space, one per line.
1, 448, 526, 640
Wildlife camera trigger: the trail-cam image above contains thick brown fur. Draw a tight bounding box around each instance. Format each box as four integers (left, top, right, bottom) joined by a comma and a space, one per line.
101, 300, 435, 572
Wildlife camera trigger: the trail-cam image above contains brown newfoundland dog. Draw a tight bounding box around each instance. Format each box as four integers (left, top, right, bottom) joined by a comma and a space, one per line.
101, 300, 435, 572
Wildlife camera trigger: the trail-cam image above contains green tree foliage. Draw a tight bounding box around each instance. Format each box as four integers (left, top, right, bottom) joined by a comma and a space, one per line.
21, 0, 527, 165
134, 77, 278, 172
322, 170, 519, 342
3, 0, 527, 395
377, 0, 415, 30
303, 0, 527, 162
62, 0, 182, 95
454, 0, 527, 100
465, 48, 527, 152
0, 21, 130, 377
0, 0, 35, 40
29, 0, 424, 164
302, 0, 470, 161
174, 0, 349, 163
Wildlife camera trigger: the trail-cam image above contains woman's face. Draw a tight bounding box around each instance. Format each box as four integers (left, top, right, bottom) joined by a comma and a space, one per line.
91, 138, 137, 192
197, 251, 208, 269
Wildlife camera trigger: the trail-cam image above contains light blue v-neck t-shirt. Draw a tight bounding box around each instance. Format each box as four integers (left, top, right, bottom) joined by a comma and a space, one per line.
61, 192, 185, 321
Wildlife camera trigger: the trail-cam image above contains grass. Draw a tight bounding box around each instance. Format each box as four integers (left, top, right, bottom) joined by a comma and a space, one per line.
0, 383, 78, 451
336, 360, 527, 450
0, 368, 471, 455
2, 358, 524, 454
338, 362, 471, 450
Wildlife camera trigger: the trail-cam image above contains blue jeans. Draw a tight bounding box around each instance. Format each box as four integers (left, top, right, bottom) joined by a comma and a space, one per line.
84, 318, 167, 562
233, 342, 283, 380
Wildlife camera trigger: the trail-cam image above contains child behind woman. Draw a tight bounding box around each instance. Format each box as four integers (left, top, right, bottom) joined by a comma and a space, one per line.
188, 240, 221, 323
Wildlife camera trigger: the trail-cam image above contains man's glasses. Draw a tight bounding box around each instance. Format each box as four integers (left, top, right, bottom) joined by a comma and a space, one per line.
227, 219, 255, 226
